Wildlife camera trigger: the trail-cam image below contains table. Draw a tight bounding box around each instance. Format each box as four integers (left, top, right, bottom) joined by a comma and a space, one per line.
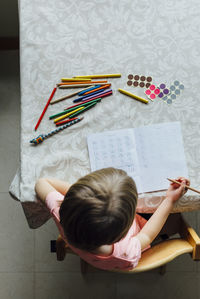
9, 0, 200, 228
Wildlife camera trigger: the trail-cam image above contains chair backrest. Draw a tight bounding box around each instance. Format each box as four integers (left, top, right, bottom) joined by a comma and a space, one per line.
55, 214, 200, 273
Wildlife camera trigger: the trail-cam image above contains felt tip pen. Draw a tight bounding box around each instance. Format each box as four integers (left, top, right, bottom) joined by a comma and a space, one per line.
118, 88, 148, 104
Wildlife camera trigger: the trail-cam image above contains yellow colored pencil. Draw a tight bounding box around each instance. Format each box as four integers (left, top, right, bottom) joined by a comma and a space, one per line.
54, 107, 84, 123
61, 78, 92, 82
74, 73, 121, 79
59, 84, 95, 89
118, 88, 148, 104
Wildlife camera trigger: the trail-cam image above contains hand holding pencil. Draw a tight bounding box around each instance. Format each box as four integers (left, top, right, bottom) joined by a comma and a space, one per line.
167, 177, 200, 195
166, 177, 191, 202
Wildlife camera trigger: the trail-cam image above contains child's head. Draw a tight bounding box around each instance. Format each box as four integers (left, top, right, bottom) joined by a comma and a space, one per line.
59, 167, 138, 251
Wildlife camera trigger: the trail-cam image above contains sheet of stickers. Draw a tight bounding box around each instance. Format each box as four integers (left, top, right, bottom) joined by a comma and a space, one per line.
127, 74, 184, 104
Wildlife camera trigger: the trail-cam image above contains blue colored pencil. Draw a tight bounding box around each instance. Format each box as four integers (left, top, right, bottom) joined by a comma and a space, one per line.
78, 85, 101, 96
73, 88, 112, 103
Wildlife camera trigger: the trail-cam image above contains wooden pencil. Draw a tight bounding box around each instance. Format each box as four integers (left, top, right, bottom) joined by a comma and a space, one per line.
167, 178, 200, 195
50, 86, 94, 104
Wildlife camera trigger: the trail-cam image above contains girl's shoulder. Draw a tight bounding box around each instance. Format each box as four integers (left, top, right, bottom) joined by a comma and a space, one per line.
91, 245, 113, 256
46, 190, 64, 213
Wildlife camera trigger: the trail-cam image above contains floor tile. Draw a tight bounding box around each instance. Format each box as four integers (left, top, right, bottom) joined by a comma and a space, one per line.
0, 273, 34, 299
0, 192, 34, 272
116, 271, 198, 299
35, 272, 116, 299
166, 211, 198, 272
35, 218, 81, 272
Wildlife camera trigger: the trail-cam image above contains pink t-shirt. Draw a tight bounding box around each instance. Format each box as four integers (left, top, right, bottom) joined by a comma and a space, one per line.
46, 191, 149, 271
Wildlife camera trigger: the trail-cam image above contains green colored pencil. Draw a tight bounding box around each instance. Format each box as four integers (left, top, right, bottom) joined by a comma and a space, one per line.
68, 102, 97, 118
49, 98, 101, 119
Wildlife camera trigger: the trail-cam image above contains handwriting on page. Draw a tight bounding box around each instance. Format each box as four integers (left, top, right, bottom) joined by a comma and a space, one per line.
87, 122, 188, 193
87, 129, 140, 178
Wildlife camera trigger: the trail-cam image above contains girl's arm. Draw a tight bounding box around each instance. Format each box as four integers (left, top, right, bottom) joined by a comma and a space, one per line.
136, 177, 190, 250
35, 178, 71, 203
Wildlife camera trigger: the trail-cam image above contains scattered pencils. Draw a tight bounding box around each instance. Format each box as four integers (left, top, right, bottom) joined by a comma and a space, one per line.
31, 73, 119, 145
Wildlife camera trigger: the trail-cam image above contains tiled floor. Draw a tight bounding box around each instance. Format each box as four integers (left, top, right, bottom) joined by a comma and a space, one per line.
0, 50, 200, 299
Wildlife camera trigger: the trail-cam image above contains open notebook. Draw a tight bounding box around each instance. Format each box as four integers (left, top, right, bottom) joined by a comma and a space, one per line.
87, 122, 188, 193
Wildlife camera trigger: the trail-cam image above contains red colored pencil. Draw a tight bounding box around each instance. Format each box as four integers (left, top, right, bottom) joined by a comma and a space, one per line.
55, 117, 78, 126
34, 87, 57, 131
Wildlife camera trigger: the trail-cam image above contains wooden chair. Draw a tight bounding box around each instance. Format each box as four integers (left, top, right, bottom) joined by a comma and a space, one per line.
51, 214, 200, 274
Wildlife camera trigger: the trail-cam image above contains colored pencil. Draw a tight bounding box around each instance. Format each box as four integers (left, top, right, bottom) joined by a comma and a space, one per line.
80, 89, 105, 99
59, 84, 95, 89
55, 117, 78, 126
64, 98, 101, 111
73, 89, 112, 103
60, 80, 108, 84
60, 78, 92, 82
68, 102, 97, 118
58, 81, 93, 86
30, 117, 84, 145
50, 86, 94, 105
167, 178, 200, 195
73, 74, 121, 79
78, 85, 101, 96
83, 84, 111, 95
54, 106, 84, 123
118, 88, 149, 104
59, 82, 108, 88
34, 87, 57, 131
49, 98, 101, 120
65, 99, 101, 112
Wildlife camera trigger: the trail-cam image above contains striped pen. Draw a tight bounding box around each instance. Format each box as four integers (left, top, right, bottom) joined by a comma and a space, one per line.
30, 117, 84, 145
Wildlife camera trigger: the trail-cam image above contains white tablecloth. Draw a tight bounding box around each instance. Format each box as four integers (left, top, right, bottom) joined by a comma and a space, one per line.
9, 0, 200, 228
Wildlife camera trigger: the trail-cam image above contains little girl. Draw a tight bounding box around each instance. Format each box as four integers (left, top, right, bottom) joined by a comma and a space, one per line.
35, 167, 190, 271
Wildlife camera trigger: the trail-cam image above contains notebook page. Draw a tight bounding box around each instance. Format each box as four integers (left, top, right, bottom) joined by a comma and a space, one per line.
87, 129, 143, 192
134, 122, 188, 193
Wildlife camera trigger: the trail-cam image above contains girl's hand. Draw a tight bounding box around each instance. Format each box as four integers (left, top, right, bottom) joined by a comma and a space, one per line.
166, 177, 190, 203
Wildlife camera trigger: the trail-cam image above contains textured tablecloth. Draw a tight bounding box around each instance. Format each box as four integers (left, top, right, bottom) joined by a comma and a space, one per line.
9, 0, 200, 228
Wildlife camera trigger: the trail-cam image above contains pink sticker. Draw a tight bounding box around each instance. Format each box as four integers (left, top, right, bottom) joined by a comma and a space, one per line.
150, 94, 156, 100
154, 88, 160, 95
150, 85, 155, 90
145, 90, 151, 95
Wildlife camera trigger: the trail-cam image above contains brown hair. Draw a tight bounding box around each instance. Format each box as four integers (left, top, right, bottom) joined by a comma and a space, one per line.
59, 167, 138, 251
